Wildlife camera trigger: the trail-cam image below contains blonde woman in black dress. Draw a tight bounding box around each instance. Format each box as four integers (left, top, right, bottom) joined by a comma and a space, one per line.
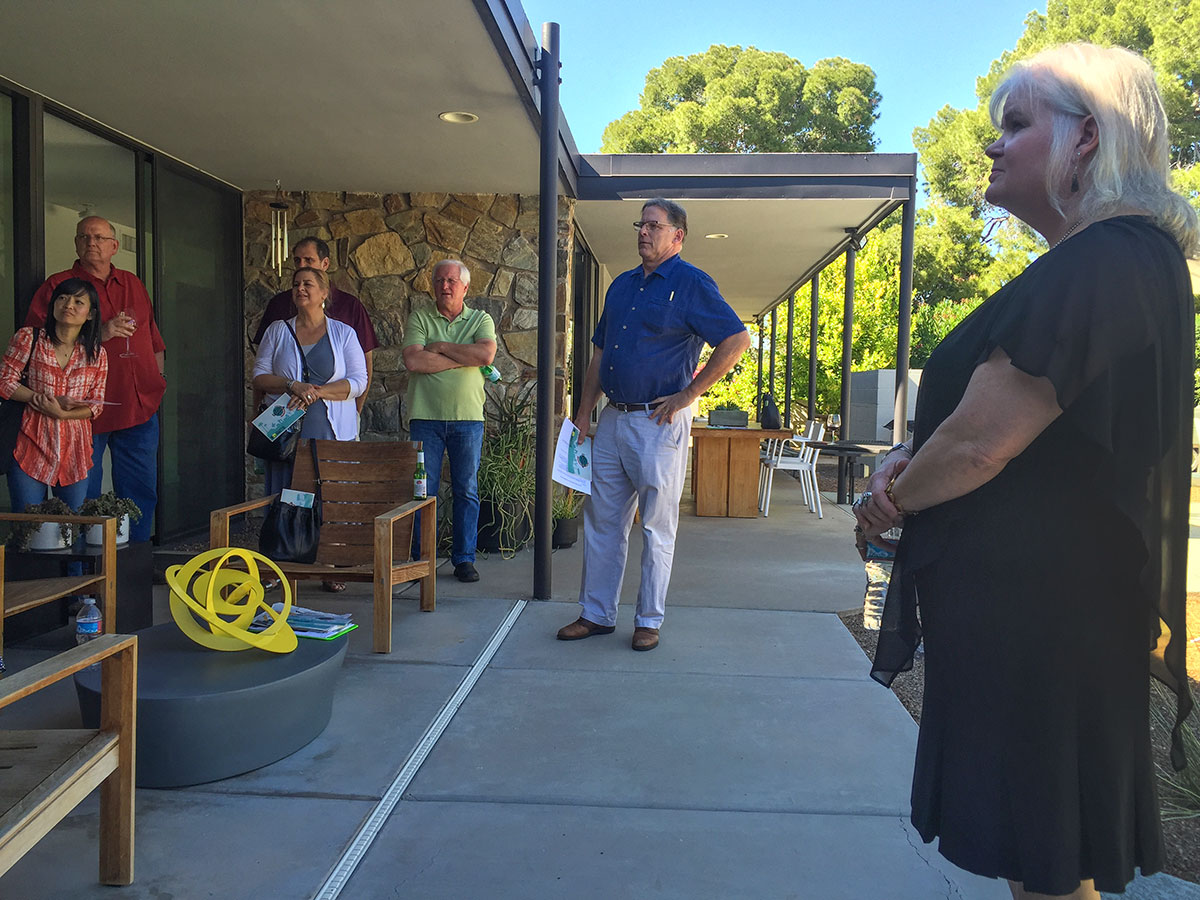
855, 43, 1198, 900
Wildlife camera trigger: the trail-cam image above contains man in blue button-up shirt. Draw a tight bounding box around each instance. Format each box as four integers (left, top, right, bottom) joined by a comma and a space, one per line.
557, 199, 750, 651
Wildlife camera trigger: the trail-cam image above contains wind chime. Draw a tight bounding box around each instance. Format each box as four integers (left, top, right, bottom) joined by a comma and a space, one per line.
268, 181, 289, 284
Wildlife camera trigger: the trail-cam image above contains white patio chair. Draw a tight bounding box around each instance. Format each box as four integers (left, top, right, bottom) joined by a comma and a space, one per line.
760, 423, 825, 517
758, 420, 823, 509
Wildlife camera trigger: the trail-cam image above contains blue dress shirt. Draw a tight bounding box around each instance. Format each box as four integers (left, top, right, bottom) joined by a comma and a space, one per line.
592, 254, 744, 404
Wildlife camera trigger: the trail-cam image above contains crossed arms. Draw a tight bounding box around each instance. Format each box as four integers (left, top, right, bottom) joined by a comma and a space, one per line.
403, 339, 497, 373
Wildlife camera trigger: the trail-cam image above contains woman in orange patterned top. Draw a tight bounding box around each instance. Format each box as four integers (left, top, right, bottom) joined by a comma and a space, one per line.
0, 278, 108, 512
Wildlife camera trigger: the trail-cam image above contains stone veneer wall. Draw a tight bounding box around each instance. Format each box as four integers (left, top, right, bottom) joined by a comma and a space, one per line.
242, 190, 575, 493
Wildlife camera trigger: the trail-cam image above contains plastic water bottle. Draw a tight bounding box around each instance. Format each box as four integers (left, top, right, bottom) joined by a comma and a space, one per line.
76, 596, 103, 645
480, 364, 501, 383
413, 451, 427, 500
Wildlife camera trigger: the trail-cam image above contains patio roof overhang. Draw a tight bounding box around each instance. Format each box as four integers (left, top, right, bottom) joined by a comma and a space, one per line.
0, 1, 917, 323
572, 153, 917, 321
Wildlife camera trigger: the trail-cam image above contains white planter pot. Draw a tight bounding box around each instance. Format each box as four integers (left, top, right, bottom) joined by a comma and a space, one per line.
28, 521, 69, 551
85, 515, 130, 546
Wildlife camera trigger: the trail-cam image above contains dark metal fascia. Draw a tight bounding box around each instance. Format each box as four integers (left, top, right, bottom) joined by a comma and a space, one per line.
473, 0, 579, 198
582, 152, 917, 178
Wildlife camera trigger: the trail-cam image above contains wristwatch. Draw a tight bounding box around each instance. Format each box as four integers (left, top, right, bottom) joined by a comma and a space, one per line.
284, 379, 294, 393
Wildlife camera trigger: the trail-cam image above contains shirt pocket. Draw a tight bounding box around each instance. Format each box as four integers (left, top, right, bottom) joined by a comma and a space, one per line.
644, 287, 682, 332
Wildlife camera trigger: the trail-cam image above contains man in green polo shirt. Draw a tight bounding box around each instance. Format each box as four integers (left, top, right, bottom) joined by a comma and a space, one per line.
402, 259, 497, 583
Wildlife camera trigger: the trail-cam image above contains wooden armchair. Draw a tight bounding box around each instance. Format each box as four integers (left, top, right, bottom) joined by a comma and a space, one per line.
0, 516, 119, 668
210, 439, 436, 654
0, 633, 137, 885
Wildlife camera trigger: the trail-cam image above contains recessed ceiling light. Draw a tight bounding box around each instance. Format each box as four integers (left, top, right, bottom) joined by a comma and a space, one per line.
439, 111, 479, 124
705, 233, 729, 239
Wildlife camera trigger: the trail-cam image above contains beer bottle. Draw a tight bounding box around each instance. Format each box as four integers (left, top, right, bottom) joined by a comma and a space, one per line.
413, 451, 427, 500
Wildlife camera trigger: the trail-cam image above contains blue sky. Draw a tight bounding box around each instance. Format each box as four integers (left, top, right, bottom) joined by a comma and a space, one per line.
520, 0, 1043, 155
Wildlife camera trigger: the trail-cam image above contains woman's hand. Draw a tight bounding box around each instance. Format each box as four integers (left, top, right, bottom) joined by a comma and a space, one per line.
853, 455, 909, 542
29, 392, 68, 419
285, 380, 319, 411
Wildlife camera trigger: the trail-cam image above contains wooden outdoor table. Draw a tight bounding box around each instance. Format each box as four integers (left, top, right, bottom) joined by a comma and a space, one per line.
691, 422, 794, 517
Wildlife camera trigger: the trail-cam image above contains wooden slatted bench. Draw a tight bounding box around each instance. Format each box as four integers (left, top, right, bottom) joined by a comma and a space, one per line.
0, 516, 119, 669
210, 439, 436, 654
0, 633, 137, 885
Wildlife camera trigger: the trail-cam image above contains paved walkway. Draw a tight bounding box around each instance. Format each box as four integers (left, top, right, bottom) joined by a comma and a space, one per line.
0, 472, 1195, 898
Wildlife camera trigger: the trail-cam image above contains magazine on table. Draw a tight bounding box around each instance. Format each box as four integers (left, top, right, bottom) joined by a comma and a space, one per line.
250, 603, 356, 640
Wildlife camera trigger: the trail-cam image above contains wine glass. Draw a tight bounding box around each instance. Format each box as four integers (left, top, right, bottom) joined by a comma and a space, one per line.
829, 414, 841, 441
120, 311, 137, 358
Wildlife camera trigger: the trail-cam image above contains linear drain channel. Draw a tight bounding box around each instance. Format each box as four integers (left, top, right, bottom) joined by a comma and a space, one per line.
314, 599, 528, 900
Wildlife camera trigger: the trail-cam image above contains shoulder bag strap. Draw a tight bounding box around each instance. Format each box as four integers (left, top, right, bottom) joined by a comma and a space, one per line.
18, 328, 39, 387
283, 321, 310, 383
309, 438, 323, 525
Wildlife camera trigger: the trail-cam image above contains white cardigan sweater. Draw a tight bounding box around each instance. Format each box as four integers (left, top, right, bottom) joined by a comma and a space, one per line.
252, 317, 368, 441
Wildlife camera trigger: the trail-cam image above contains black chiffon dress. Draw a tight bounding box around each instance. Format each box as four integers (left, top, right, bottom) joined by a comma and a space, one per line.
872, 216, 1194, 894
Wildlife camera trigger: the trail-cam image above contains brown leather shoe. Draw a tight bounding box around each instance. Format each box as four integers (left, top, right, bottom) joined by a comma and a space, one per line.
557, 617, 616, 641
632, 627, 659, 651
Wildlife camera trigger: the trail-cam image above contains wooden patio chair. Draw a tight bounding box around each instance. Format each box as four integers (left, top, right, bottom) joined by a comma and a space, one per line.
210, 439, 435, 653
0, 633, 138, 885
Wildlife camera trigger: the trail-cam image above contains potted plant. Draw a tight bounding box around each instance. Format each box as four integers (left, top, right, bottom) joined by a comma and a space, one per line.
7, 497, 83, 550
709, 403, 748, 428
476, 382, 536, 556
552, 487, 584, 549
79, 492, 142, 545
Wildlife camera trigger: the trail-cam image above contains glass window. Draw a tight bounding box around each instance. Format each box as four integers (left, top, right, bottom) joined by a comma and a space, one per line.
0, 93, 14, 345
155, 162, 242, 540
42, 114, 137, 276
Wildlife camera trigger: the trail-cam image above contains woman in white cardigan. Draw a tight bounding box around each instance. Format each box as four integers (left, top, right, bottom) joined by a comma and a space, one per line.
252, 266, 367, 587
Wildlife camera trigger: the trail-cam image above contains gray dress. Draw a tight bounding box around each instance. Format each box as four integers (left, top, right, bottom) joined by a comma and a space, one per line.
265, 332, 337, 495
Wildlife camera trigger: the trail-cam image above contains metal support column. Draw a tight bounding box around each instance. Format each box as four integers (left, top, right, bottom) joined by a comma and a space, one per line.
894, 179, 916, 446
837, 235, 858, 503
533, 22, 560, 601
807, 274, 819, 422
755, 316, 764, 417
768, 307, 777, 398
783, 294, 794, 428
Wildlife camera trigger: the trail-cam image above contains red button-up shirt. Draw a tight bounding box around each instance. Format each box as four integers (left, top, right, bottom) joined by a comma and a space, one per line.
26, 262, 166, 434
0, 327, 108, 486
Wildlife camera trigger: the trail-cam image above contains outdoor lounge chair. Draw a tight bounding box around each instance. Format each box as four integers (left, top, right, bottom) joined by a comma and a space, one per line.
209, 439, 435, 653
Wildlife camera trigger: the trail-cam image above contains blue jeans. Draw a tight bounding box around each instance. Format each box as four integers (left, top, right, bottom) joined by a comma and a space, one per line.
408, 419, 483, 565
88, 413, 158, 542
8, 464, 89, 512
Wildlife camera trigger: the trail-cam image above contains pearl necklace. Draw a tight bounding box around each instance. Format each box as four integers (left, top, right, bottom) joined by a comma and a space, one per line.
1052, 219, 1083, 249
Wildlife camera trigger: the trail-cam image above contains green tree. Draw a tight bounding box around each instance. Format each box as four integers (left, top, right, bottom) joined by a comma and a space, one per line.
600, 46, 880, 153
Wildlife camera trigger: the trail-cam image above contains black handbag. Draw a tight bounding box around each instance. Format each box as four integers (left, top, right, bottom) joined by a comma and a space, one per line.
0, 329, 39, 474
759, 393, 782, 430
247, 323, 307, 463
259, 439, 322, 564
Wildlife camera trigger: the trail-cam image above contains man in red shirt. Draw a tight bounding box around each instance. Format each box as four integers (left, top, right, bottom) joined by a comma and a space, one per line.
251, 237, 379, 419
25, 216, 166, 542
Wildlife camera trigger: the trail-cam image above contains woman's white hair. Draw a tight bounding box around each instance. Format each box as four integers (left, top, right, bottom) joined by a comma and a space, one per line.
989, 42, 1199, 256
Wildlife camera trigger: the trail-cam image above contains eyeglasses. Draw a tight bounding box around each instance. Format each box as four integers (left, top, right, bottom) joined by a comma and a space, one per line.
633, 220, 678, 233
75, 234, 116, 244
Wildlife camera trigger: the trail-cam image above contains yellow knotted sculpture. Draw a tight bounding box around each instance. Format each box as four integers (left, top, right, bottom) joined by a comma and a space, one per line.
166, 547, 298, 653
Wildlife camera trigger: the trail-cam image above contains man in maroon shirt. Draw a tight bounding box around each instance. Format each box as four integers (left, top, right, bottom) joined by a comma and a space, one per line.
26, 216, 166, 542
251, 237, 379, 418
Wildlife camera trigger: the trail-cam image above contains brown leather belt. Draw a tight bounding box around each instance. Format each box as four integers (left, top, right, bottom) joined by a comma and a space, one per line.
609, 401, 661, 413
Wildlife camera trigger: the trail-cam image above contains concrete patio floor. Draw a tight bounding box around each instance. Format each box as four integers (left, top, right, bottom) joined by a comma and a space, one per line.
1, 470, 1195, 899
